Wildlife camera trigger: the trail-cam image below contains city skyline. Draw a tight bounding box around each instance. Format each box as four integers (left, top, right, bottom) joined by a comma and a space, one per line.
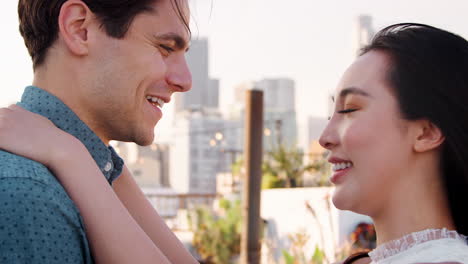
2, 0, 468, 129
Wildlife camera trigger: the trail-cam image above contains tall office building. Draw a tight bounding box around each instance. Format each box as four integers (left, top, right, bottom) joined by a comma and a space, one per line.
170, 112, 241, 194
307, 117, 328, 143
256, 78, 298, 149
230, 79, 298, 150
174, 38, 219, 112
206, 79, 220, 109
256, 78, 296, 111
112, 142, 170, 188
354, 15, 375, 56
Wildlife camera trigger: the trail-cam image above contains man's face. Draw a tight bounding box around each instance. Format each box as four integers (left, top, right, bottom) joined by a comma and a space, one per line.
82, 0, 191, 145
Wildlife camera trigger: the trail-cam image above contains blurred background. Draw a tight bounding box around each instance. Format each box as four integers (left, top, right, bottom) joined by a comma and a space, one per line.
1, 0, 467, 263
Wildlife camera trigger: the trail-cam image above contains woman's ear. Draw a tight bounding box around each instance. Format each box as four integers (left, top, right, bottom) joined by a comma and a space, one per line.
57, 0, 94, 56
413, 120, 445, 153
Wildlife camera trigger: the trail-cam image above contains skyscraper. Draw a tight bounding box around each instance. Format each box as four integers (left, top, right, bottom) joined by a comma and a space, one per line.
256, 78, 296, 111
354, 15, 375, 56
256, 78, 298, 149
232, 78, 298, 150
170, 112, 241, 194
174, 38, 219, 112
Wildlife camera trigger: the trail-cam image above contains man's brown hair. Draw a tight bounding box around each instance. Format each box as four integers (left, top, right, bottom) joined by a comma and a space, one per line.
18, 0, 190, 69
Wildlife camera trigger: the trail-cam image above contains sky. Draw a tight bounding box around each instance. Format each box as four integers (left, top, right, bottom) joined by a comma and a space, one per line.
2, 0, 468, 135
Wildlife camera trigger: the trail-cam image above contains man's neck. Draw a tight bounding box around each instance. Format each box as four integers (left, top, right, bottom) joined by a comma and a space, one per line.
32, 68, 110, 146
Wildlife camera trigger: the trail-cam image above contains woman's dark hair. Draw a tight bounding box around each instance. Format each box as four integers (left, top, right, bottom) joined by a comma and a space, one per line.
361, 23, 468, 235
18, 0, 190, 69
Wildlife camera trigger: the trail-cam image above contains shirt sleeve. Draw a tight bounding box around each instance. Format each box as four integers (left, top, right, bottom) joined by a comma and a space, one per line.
0, 177, 93, 264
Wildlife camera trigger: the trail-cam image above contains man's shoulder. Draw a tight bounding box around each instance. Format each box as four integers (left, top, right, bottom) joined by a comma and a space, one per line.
0, 150, 93, 263
0, 150, 74, 207
0, 149, 57, 184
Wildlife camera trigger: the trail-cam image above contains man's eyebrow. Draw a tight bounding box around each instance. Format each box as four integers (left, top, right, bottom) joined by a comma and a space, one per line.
154, 33, 190, 52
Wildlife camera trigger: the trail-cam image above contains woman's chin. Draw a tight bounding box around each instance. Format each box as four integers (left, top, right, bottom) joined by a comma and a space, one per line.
332, 186, 358, 212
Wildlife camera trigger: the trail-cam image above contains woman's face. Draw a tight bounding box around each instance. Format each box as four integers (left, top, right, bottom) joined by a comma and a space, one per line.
319, 51, 416, 215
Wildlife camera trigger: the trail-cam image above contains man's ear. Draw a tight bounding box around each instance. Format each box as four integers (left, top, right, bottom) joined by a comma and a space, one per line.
57, 0, 93, 56
413, 120, 445, 153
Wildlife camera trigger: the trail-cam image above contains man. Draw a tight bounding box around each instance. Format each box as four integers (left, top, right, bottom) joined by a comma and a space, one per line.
0, 0, 196, 263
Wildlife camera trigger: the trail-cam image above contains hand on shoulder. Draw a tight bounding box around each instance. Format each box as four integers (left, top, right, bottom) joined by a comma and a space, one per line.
0, 104, 84, 167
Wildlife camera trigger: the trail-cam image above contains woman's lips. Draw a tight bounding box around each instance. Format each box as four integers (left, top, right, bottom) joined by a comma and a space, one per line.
330, 166, 351, 184
328, 159, 353, 184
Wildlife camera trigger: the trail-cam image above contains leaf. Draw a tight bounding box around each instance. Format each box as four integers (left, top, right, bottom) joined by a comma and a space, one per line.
282, 250, 296, 264
311, 245, 325, 263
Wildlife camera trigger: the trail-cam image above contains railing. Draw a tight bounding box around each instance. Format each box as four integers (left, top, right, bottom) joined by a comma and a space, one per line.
144, 192, 219, 218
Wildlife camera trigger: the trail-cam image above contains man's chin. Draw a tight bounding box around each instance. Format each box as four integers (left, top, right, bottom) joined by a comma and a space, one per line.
134, 133, 155, 146
115, 131, 155, 146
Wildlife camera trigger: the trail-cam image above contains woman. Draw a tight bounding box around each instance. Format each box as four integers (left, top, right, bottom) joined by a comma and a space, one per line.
320, 23, 468, 263
1, 23, 468, 263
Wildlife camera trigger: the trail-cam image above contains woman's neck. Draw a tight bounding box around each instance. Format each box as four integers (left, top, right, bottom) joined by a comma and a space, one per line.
373, 206, 454, 246
371, 158, 455, 245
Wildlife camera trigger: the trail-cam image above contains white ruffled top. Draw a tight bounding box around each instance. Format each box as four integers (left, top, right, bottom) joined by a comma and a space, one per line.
368, 228, 468, 264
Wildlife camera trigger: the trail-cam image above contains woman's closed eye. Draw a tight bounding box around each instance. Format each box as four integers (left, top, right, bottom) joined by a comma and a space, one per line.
337, 108, 358, 114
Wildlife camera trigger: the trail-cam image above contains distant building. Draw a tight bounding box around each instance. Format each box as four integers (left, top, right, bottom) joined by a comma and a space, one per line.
206, 79, 220, 109
257, 78, 298, 150
230, 78, 298, 150
170, 112, 241, 194
112, 142, 170, 188
354, 15, 375, 56
174, 38, 219, 112
307, 116, 328, 146
256, 78, 296, 111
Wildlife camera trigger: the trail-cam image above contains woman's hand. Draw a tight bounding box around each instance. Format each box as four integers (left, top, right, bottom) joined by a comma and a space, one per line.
0, 104, 81, 168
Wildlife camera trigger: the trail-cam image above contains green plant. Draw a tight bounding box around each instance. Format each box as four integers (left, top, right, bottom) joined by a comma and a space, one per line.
188, 199, 242, 264
281, 231, 327, 264
307, 153, 332, 187
263, 144, 316, 188
261, 171, 285, 189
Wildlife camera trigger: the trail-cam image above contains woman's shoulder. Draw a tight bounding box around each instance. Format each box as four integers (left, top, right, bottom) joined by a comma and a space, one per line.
389, 237, 468, 263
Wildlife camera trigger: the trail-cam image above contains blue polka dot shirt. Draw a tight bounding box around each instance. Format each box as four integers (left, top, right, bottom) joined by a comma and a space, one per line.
0, 86, 124, 263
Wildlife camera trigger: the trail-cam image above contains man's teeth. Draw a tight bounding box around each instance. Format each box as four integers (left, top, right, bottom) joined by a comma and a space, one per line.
146, 96, 165, 108
332, 162, 352, 171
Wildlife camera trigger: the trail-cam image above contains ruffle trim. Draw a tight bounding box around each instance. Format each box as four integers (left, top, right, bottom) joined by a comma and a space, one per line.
368, 228, 467, 262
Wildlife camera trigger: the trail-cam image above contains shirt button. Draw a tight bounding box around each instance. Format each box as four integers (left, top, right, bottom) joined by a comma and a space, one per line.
104, 162, 113, 172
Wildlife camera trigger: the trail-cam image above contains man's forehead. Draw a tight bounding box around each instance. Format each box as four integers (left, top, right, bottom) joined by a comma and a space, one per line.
148, 0, 191, 41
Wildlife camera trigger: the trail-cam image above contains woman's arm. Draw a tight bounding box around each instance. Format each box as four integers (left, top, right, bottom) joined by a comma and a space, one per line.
113, 166, 198, 263
53, 142, 172, 264
0, 105, 195, 263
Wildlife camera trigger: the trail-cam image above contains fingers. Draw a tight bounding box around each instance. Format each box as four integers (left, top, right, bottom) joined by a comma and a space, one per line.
0, 105, 26, 127
0, 107, 13, 114
0, 105, 23, 116
0, 108, 12, 133
8, 104, 25, 111
0, 107, 13, 125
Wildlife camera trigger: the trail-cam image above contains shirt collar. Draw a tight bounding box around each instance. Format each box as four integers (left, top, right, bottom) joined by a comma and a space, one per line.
17, 86, 123, 184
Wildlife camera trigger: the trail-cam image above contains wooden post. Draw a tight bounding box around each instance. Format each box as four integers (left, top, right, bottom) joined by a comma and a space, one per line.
240, 89, 263, 264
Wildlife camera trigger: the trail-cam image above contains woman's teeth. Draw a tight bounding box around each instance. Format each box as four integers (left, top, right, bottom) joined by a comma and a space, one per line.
332, 162, 352, 171
146, 96, 165, 108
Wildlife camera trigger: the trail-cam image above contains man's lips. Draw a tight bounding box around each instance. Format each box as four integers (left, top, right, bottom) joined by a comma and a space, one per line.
146, 95, 168, 108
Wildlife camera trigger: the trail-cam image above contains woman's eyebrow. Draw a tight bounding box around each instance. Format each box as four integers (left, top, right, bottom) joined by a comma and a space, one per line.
331, 87, 371, 103
339, 87, 372, 99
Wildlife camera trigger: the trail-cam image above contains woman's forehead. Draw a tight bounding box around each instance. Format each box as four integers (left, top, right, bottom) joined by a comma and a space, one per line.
335, 51, 392, 96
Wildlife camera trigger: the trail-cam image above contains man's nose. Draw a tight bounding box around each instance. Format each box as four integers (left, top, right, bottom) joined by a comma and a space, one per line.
167, 58, 192, 93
